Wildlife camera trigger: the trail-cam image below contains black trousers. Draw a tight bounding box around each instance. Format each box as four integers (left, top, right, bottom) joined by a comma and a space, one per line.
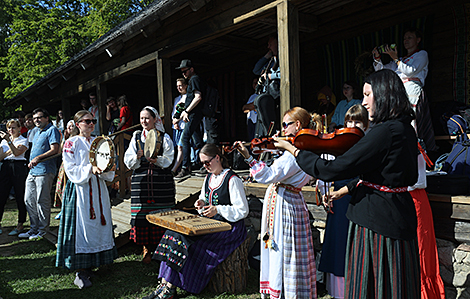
0, 160, 28, 224
254, 93, 279, 138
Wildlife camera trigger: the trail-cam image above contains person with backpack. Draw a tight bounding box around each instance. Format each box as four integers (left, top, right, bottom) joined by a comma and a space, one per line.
174, 59, 206, 180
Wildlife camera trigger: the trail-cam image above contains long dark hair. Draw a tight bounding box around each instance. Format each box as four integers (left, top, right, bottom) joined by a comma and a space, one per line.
364, 69, 415, 124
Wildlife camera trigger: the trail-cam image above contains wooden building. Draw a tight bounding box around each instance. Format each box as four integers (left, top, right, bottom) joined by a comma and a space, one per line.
6, 0, 470, 143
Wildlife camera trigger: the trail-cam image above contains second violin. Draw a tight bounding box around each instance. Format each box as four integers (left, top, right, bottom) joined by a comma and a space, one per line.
250, 127, 364, 156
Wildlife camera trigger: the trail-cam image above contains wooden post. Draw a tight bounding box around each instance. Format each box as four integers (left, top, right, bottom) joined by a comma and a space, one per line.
96, 82, 107, 136
156, 52, 173, 132
277, 0, 301, 115
61, 97, 71, 126
117, 133, 126, 197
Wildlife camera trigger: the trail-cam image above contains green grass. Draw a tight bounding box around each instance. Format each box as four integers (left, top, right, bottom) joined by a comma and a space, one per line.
0, 200, 330, 299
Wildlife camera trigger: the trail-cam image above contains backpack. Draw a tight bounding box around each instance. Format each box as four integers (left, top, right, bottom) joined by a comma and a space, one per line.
202, 84, 220, 118
443, 132, 470, 180
446, 114, 468, 135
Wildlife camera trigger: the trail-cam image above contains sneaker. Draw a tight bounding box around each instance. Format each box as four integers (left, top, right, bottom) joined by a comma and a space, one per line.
8, 228, 23, 236
142, 283, 166, 299
195, 168, 208, 177
18, 230, 36, 239
29, 231, 46, 240
157, 286, 176, 299
174, 168, 191, 181
74, 271, 92, 289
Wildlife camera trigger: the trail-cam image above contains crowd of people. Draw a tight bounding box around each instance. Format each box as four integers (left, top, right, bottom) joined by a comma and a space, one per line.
0, 27, 447, 299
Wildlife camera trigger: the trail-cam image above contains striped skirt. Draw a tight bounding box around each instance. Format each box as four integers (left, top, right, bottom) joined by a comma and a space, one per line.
130, 163, 175, 236
56, 181, 118, 271
344, 222, 420, 299
259, 188, 316, 299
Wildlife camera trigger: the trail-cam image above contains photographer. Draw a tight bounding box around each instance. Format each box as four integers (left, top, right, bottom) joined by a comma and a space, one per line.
372, 27, 436, 152
253, 35, 280, 138
0, 119, 29, 236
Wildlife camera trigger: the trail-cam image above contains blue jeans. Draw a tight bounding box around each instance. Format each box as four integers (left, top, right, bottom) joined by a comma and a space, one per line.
182, 113, 204, 169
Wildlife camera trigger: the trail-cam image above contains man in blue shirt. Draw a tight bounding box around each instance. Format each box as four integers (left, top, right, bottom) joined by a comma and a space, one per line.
19, 108, 60, 240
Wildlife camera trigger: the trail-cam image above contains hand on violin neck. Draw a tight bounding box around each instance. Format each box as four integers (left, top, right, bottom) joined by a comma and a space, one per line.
273, 137, 296, 155
234, 141, 250, 159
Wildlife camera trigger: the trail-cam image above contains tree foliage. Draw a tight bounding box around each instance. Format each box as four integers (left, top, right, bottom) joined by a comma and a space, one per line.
0, 0, 153, 102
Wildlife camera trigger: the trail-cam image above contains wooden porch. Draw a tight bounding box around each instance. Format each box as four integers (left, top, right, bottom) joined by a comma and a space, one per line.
45, 173, 470, 247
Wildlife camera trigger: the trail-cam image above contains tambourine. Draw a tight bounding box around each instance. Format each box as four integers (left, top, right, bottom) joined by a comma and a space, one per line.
144, 129, 163, 159
89, 136, 115, 172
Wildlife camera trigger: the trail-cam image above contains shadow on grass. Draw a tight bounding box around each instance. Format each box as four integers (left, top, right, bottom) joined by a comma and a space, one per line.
0, 240, 263, 299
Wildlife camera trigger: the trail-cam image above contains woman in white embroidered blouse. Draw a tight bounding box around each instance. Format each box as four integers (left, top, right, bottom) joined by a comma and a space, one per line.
55, 110, 116, 290
235, 107, 317, 299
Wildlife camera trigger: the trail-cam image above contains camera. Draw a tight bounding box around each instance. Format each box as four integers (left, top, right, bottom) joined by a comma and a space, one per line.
173, 102, 185, 119
377, 43, 397, 53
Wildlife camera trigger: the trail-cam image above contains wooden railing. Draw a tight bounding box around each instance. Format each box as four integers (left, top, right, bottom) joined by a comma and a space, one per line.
107, 124, 140, 198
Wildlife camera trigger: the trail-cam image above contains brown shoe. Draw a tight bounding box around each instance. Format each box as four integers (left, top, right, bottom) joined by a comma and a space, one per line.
143, 246, 152, 264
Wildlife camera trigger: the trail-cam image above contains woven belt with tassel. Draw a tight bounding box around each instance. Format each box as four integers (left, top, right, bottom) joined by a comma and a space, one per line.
263, 183, 301, 250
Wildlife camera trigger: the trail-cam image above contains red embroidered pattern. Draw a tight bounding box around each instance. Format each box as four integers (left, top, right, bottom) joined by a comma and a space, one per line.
356, 180, 407, 193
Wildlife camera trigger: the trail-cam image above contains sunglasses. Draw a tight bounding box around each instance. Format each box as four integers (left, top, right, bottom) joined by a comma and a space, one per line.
33, 116, 46, 121
282, 121, 295, 129
201, 155, 216, 166
80, 119, 97, 125
181, 68, 191, 74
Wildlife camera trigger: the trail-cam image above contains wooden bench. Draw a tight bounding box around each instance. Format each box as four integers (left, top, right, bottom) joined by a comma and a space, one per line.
428, 193, 470, 244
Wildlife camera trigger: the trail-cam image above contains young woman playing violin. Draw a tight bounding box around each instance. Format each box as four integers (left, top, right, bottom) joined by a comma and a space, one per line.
316, 104, 369, 299
275, 69, 420, 299
235, 106, 316, 299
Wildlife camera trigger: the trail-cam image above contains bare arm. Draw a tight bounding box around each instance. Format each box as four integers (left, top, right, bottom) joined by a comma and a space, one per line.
242, 103, 256, 114
181, 91, 202, 122
106, 105, 112, 121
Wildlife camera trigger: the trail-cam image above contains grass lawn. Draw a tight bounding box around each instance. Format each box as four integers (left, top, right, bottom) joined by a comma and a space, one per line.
0, 200, 331, 299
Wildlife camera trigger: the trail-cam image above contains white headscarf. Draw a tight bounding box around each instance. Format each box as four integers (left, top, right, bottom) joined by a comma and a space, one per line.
143, 106, 165, 133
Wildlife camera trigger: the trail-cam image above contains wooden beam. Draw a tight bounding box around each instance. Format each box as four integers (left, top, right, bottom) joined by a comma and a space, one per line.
47, 77, 62, 90
96, 83, 107, 135
156, 53, 173, 132
72, 51, 158, 98
205, 35, 258, 52
256, 12, 317, 32
62, 97, 71, 127
61, 69, 76, 81
158, 0, 277, 58
277, 0, 301, 113
234, 0, 284, 24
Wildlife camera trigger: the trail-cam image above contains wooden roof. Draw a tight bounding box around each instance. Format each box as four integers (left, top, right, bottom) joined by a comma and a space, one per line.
7, 0, 468, 123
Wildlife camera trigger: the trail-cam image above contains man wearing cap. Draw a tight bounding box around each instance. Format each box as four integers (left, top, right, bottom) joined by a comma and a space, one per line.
174, 59, 206, 180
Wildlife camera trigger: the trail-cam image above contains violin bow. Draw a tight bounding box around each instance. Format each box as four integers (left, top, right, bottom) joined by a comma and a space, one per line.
260, 121, 276, 161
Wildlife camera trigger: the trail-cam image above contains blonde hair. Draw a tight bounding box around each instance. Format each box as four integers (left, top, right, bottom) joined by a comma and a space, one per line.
6, 119, 21, 129
71, 110, 93, 137
310, 113, 322, 131
284, 107, 313, 129
344, 104, 369, 130
283, 107, 323, 131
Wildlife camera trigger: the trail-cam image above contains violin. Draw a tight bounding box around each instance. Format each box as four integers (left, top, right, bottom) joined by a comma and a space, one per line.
251, 127, 364, 156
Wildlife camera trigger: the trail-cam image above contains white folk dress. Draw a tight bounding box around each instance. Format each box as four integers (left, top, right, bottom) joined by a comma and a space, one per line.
248, 152, 316, 299
63, 136, 115, 253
